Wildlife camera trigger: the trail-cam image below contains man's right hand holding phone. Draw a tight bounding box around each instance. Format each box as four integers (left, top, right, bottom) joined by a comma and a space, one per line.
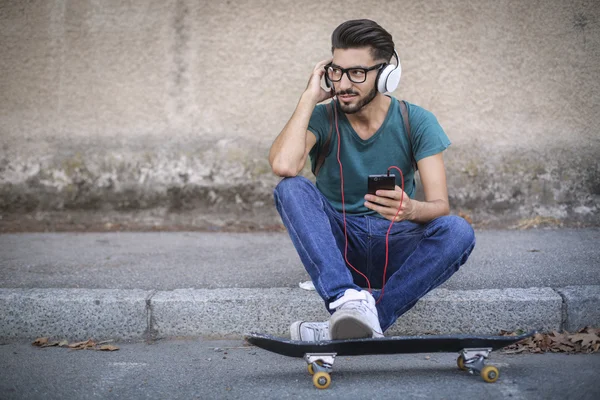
364, 186, 415, 223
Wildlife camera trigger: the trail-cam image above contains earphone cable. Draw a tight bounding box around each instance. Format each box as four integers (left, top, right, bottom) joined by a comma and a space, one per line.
332, 100, 405, 304
333, 100, 372, 292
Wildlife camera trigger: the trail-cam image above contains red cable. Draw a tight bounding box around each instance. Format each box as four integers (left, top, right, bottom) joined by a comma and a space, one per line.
333, 101, 371, 292
379, 165, 404, 303
332, 101, 405, 304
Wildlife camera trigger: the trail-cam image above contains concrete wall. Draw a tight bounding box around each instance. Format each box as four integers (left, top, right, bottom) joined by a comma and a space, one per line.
1, 0, 599, 231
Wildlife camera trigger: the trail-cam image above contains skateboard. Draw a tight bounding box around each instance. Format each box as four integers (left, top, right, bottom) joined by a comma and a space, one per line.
245, 331, 535, 389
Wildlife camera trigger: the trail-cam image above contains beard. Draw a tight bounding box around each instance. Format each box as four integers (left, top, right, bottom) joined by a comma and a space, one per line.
336, 84, 378, 114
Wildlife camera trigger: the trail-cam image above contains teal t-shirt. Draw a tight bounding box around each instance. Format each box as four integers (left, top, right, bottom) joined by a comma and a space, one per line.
308, 96, 450, 216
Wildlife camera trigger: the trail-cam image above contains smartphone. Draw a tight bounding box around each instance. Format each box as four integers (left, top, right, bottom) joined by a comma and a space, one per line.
368, 174, 396, 195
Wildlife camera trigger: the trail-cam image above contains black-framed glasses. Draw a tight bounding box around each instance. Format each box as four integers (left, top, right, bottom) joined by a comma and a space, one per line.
325, 63, 385, 83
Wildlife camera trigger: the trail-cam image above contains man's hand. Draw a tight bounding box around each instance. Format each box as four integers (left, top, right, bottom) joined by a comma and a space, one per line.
364, 185, 415, 222
304, 58, 334, 105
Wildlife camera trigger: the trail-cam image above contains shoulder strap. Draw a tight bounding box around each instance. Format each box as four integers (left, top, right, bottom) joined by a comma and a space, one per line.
313, 101, 334, 177
399, 100, 417, 171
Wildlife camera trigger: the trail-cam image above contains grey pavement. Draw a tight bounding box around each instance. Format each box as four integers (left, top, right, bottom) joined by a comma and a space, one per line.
0, 229, 599, 341
1, 229, 599, 290
2, 339, 600, 400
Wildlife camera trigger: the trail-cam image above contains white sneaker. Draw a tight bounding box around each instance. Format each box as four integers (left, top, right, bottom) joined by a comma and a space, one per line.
328, 289, 384, 339
290, 321, 331, 341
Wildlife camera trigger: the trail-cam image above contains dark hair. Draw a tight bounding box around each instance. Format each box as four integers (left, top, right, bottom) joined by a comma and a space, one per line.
331, 19, 394, 62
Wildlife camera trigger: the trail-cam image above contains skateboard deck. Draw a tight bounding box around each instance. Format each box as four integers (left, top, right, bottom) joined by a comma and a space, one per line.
246, 331, 535, 389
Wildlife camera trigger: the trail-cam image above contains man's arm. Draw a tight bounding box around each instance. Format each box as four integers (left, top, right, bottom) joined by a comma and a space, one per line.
363, 152, 450, 223
269, 94, 319, 177
408, 153, 450, 222
269, 59, 332, 177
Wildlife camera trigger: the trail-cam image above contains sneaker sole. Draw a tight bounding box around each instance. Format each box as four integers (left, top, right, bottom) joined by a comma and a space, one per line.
329, 310, 373, 340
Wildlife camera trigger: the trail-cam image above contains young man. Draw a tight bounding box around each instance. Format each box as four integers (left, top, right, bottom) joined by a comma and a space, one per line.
269, 19, 475, 341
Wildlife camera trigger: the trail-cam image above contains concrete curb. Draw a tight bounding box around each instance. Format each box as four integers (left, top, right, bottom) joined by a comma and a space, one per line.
1, 286, 599, 341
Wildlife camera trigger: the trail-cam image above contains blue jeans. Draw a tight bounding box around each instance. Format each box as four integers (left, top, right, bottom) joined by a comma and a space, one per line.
274, 176, 475, 332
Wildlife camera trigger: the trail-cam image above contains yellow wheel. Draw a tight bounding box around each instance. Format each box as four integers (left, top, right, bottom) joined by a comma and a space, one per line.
457, 355, 468, 371
313, 371, 331, 389
481, 365, 499, 383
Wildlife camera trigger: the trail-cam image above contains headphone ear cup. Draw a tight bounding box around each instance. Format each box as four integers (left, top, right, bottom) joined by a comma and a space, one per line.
386, 61, 401, 92
323, 66, 333, 91
377, 64, 394, 93
377, 64, 400, 93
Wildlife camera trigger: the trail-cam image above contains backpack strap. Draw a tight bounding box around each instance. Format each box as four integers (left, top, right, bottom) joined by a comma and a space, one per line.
399, 100, 417, 171
313, 101, 334, 177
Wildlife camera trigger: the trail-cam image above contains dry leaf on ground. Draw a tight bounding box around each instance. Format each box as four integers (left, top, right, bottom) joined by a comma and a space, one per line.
68, 339, 97, 350
96, 344, 119, 351
502, 327, 600, 354
32, 337, 70, 348
570, 332, 600, 348
514, 216, 562, 230
457, 211, 473, 225
32, 337, 119, 351
32, 337, 49, 346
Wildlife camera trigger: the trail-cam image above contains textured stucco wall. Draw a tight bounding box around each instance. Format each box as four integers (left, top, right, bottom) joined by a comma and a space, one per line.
0, 0, 599, 230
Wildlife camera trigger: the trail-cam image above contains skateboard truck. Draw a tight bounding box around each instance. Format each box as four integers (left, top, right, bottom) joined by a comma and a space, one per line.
457, 347, 499, 383
304, 353, 336, 389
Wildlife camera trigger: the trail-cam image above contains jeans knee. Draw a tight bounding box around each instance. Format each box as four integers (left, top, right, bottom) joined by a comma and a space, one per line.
449, 215, 475, 253
434, 215, 476, 253
273, 176, 312, 202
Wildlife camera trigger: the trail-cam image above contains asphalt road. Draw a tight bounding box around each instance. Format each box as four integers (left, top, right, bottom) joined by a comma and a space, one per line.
1, 338, 599, 400
1, 229, 599, 290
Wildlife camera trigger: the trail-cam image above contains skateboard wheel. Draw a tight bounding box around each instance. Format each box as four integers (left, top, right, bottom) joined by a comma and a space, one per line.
456, 355, 467, 371
481, 365, 499, 383
307, 364, 314, 375
313, 372, 331, 389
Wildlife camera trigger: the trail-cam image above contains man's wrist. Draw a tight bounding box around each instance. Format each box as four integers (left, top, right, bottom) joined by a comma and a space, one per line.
407, 199, 449, 223
407, 199, 421, 221
300, 91, 320, 108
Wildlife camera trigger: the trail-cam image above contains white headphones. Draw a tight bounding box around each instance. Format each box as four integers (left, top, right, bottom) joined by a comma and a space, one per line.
324, 49, 402, 94
376, 50, 402, 93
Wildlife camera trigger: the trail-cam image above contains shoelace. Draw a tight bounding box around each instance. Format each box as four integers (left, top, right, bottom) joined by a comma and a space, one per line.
304, 323, 329, 341
338, 300, 371, 314
329, 290, 369, 311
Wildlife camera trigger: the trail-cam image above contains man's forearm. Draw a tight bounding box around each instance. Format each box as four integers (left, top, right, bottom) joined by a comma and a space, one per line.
408, 199, 450, 224
269, 93, 316, 176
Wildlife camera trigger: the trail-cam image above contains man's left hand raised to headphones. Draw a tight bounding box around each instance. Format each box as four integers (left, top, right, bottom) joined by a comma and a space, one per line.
305, 58, 335, 104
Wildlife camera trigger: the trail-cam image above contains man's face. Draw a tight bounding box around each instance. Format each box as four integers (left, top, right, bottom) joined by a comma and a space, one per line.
330, 47, 382, 114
